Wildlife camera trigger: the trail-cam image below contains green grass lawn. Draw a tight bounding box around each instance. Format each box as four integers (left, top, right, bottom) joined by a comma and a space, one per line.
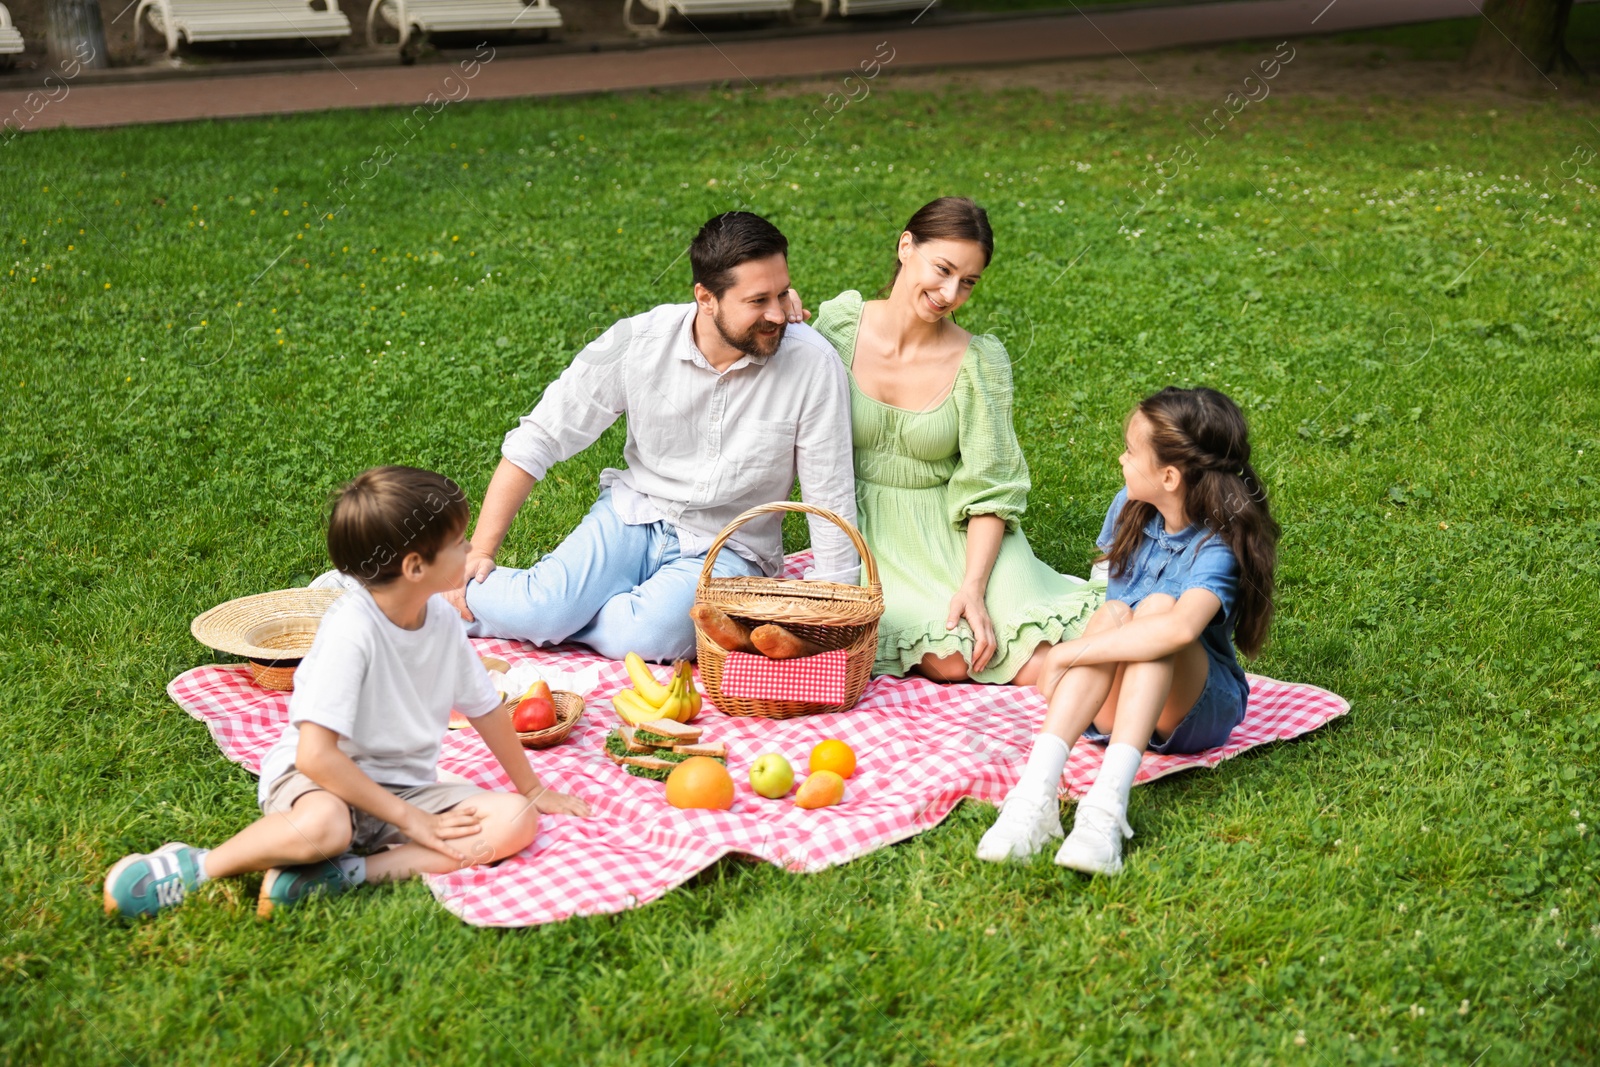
2, 42, 1599, 1067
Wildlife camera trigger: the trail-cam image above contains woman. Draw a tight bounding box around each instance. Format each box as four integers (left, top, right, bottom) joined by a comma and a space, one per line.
803, 197, 1103, 685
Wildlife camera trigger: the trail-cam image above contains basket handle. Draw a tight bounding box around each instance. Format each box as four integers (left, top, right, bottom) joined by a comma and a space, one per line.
695, 502, 879, 592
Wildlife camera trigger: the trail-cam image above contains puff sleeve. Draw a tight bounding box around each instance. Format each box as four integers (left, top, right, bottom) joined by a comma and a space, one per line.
946, 334, 1031, 531
812, 290, 864, 367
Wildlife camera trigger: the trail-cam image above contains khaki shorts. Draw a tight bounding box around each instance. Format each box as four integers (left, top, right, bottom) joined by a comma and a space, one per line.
260, 768, 492, 854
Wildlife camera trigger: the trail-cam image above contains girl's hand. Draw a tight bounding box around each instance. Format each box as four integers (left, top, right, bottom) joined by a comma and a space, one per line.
783, 288, 811, 323
526, 787, 591, 818
946, 586, 996, 673
401, 805, 484, 863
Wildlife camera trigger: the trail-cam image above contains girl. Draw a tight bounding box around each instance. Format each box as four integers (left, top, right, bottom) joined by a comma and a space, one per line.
976, 386, 1279, 875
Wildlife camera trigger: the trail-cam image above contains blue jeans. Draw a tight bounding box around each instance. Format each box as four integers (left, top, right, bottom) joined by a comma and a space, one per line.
462, 491, 763, 662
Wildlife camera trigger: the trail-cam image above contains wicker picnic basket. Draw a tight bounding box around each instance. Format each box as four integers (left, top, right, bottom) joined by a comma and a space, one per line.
692, 502, 883, 719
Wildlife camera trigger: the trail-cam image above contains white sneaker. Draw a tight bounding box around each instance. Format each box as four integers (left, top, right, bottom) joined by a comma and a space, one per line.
976, 790, 1064, 862
1054, 798, 1134, 876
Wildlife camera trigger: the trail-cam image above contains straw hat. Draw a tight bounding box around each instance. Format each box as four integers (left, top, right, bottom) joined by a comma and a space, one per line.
191, 588, 346, 690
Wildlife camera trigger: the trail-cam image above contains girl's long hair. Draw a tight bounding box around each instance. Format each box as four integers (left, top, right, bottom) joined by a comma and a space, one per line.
1103, 387, 1280, 657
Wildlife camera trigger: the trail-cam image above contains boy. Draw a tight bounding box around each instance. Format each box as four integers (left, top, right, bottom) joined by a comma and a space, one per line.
105, 466, 590, 919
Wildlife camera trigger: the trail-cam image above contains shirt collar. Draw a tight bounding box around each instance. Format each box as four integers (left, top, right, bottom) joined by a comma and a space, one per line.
677, 306, 770, 372
1143, 509, 1201, 552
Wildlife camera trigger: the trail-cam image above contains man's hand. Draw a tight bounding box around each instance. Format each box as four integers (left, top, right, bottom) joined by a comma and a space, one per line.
399, 804, 484, 864
464, 550, 496, 585
524, 785, 591, 817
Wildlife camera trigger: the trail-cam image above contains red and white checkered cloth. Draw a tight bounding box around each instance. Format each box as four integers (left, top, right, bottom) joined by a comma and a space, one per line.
166, 553, 1349, 928
721, 649, 849, 704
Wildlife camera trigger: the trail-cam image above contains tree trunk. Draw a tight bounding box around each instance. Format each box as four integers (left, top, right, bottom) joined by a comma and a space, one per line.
45, 0, 109, 70
1468, 0, 1577, 80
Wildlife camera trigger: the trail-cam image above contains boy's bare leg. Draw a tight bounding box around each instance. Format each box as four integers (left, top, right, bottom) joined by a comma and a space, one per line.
364, 792, 539, 884
203, 790, 355, 879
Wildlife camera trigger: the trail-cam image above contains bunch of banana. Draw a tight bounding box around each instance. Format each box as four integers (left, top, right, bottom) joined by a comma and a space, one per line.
612, 653, 703, 726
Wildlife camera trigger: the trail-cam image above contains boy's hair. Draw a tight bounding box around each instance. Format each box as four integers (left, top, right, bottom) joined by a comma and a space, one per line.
689, 212, 788, 298
1103, 387, 1280, 657
327, 466, 470, 587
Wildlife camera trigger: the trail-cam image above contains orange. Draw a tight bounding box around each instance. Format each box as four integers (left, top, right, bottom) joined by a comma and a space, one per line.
665, 756, 735, 811
808, 739, 857, 779
795, 770, 845, 809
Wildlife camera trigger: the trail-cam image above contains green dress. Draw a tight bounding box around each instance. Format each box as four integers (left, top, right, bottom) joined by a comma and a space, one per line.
814, 291, 1105, 683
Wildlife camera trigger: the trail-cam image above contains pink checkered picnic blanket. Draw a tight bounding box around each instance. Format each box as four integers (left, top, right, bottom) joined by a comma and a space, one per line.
721, 649, 849, 704
167, 555, 1349, 928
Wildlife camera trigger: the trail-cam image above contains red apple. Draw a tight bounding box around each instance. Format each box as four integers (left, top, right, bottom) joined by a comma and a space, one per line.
511, 681, 557, 732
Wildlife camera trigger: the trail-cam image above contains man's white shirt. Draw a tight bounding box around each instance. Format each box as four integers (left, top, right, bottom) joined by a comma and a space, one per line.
501, 304, 860, 582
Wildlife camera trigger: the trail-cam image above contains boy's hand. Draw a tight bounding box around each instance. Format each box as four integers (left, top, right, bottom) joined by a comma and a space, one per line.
525, 786, 591, 817
444, 550, 497, 622
443, 584, 474, 622
400, 804, 484, 863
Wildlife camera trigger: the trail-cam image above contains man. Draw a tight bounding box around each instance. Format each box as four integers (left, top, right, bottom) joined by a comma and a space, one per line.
445, 212, 858, 662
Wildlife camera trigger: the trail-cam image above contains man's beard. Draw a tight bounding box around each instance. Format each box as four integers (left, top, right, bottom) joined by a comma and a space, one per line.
713, 307, 785, 359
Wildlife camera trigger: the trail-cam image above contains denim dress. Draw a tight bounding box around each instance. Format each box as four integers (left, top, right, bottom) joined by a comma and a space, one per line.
1082, 488, 1250, 754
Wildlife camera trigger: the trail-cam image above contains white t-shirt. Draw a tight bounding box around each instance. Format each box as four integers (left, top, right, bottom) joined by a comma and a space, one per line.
256, 586, 504, 805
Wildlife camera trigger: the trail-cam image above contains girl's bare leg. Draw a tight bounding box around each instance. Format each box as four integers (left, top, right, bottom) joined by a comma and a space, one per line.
1053, 593, 1213, 874
1088, 595, 1212, 749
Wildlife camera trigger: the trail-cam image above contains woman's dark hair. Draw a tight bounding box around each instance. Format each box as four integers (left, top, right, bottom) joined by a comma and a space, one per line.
689, 212, 788, 297
327, 466, 470, 586
882, 197, 994, 295
1103, 387, 1280, 657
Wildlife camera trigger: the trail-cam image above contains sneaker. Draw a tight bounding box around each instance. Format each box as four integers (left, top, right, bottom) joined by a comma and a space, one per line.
257, 856, 360, 918
1054, 797, 1134, 876
976, 790, 1064, 862
103, 842, 205, 919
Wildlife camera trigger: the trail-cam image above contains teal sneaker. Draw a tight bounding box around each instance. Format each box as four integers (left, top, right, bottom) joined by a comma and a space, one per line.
103, 842, 206, 919
257, 857, 361, 918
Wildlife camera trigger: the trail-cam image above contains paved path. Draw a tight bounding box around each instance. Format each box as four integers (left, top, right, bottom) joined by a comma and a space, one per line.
3, 0, 1485, 131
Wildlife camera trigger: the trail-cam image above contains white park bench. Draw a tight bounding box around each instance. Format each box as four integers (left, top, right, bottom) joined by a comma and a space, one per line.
134, 0, 352, 56
819, 0, 935, 16
367, 0, 561, 55
0, 4, 25, 55
624, 0, 791, 34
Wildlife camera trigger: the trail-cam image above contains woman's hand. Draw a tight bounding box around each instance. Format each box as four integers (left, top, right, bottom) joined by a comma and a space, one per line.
783, 287, 810, 323
525, 786, 591, 817
400, 804, 484, 864
946, 584, 997, 673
